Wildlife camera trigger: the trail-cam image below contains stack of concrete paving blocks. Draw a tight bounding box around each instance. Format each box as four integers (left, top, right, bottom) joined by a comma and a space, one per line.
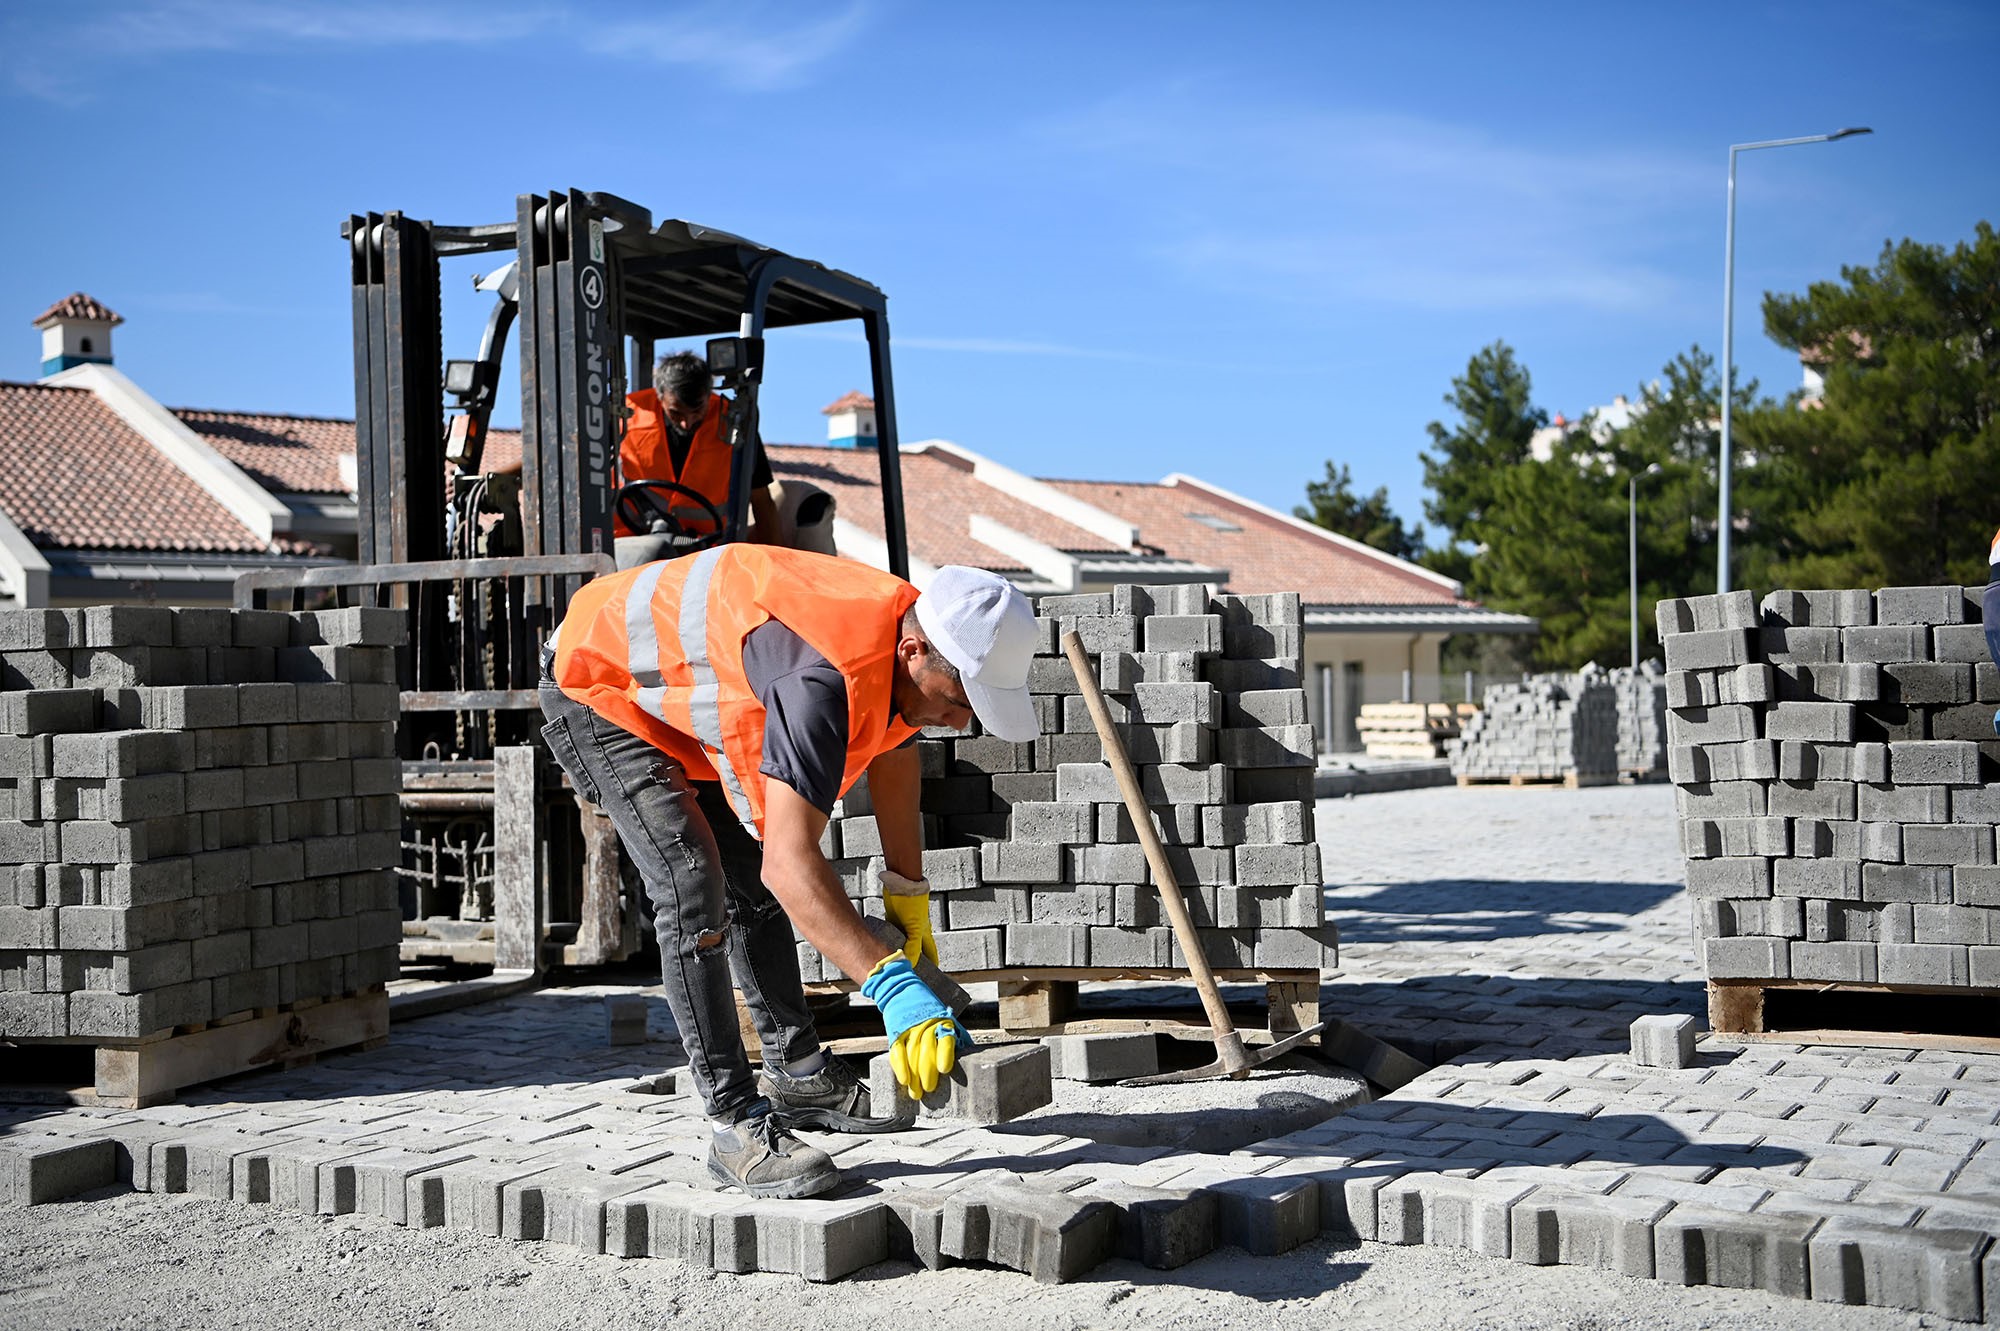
1612, 661, 1668, 777
1450, 670, 1618, 781
791, 583, 1337, 986
1658, 585, 2000, 992
0, 605, 405, 1043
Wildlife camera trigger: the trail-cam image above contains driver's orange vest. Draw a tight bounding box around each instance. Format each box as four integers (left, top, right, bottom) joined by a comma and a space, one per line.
550, 546, 921, 838
614, 389, 734, 538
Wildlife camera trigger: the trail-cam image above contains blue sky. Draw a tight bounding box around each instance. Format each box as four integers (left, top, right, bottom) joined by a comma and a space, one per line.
3, 1, 1994, 532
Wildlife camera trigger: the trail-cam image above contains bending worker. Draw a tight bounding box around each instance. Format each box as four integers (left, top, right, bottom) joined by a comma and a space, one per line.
618, 350, 780, 543
540, 545, 1039, 1199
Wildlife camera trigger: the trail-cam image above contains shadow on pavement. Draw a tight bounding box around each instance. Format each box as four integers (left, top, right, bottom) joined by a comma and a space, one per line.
1325, 878, 1685, 944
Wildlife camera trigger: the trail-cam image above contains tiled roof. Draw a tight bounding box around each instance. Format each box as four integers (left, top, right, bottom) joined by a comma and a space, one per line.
0, 381, 272, 554
33, 293, 123, 327
821, 391, 873, 414
1044, 475, 1463, 606
173, 408, 356, 496
168, 409, 523, 495
768, 444, 1123, 571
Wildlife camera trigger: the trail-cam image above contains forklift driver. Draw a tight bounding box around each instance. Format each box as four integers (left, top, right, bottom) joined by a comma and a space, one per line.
540, 549, 1039, 1199
617, 350, 780, 546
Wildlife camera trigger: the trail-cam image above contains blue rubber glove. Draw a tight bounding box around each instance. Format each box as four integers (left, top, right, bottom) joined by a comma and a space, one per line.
861, 953, 973, 1096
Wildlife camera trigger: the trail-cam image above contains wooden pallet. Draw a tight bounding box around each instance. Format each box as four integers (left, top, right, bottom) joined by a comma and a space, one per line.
1455, 771, 1616, 789
735, 967, 1321, 1059
0, 988, 390, 1109
1708, 978, 2000, 1054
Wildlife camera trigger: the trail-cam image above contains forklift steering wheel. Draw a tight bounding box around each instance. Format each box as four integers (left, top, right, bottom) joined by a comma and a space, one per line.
615, 480, 729, 550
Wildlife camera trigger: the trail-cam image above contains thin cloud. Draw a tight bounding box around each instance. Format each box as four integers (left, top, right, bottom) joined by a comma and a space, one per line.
583, 2, 873, 91
1031, 87, 1713, 317
6, 1, 867, 101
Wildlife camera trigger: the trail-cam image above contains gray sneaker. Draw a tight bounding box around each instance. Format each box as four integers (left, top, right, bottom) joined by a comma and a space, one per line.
706, 1106, 841, 1199
761, 1056, 908, 1133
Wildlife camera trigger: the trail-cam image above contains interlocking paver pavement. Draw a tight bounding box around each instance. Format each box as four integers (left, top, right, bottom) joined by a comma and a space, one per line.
3, 782, 1996, 1320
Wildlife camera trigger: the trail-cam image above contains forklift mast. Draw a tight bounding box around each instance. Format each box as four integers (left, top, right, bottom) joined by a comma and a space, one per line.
238, 191, 913, 975
346, 190, 911, 574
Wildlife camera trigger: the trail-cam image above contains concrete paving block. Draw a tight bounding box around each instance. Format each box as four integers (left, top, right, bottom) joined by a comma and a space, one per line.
1809, 1219, 1988, 1321
1676, 779, 1766, 818
1235, 842, 1322, 887
1884, 662, 1974, 705
1142, 614, 1223, 656
1891, 740, 1983, 785
1512, 1186, 1671, 1277
604, 994, 648, 1045
1075, 1181, 1217, 1269
1068, 844, 1149, 884
1142, 763, 1229, 805
1865, 863, 1955, 904
969, 1183, 1121, 1284
869, 1043, 1053, 1124
1684, 858, 1773, 899
1767, 781, 1856, 820
1004, 923, 1089, 967
1703, 936, 1788, 979
1841, 624, 1927, 665
944, 887, 1033, 929
1052, 764, 1120, 805
1028, 884, 1112, 926
1631, 1015, 1698, 1069
1203, 1172, 1321, 1256
1790, 941, 1879, 983
1652, 1203, 1818, 1296
1664, 629, 1757, 671
711, 1196, 889, 1281
1096, 800, 1204, 846
1877, 943, 1972, 987
935, 928, 1004, 971
1204, 657, 1302, 693
1764, 702, 1857, 743
1041, 1032, 1160, 1083
1087, 926, 1175, 967
882, 1188, 955, 1269
1932, 620, 1990, 663
1904, 824, 1994, 867
0, 1134, 116, 1205
1873, 585, 1963, 626
862, 917, 972, 1014
1860, 783, 1953, 824
1773, 859, 1861, 900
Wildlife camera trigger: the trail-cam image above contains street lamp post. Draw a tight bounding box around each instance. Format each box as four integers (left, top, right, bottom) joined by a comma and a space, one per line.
1718, 127, 1872, 593
1631, 463, 1663, 668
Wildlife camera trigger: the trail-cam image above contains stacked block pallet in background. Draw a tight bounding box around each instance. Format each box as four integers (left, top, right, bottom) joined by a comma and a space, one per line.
1449, 668, 1618, 786
1613, 661, 1668, 779
1357, 702, 1473, 759
794, 583, 1337, 1034
0, 606, 404, 1104
1657, 585, 2000, 1044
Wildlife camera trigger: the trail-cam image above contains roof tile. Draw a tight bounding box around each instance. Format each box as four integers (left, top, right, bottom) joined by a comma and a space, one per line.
0, 381, 270, 553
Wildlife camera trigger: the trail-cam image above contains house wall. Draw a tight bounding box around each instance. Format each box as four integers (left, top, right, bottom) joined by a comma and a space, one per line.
1303, 630, 1449, 754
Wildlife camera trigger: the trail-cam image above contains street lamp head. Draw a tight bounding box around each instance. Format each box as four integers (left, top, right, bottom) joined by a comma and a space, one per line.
1827, 127, 1874, 141
1644, 463, 1664, 477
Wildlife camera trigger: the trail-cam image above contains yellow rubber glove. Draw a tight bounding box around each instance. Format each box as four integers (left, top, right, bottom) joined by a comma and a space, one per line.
888, 1017, 960, 1097
879, 869, 937, 970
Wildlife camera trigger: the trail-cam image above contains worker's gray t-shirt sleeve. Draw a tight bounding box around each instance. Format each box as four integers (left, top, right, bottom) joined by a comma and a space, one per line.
742, 620, 849, 816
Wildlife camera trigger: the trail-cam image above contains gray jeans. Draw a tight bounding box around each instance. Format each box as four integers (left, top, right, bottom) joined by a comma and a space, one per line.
538, 683, 819, 1120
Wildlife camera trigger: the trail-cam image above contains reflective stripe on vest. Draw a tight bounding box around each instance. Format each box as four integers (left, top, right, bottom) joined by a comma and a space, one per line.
624, 559, 671, 719
676, 547, 758, 834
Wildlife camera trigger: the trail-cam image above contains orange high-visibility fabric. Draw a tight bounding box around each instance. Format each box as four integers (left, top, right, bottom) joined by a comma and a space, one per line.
550, 546, 921, 838
614, 389, 735, 537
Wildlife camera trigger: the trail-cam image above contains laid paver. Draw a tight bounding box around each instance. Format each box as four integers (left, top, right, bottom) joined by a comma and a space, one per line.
3, 782, 1997, 1320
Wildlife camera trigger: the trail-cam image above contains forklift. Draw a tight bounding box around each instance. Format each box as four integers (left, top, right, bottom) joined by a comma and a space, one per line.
237, 189, 913, 982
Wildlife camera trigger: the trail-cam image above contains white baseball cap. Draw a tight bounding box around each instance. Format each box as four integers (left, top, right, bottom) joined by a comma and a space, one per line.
914, 566, 1040, 741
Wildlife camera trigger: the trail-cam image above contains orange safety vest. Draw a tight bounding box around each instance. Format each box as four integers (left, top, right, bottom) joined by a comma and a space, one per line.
614, 389, 735, 538
551, 546, 921, 838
